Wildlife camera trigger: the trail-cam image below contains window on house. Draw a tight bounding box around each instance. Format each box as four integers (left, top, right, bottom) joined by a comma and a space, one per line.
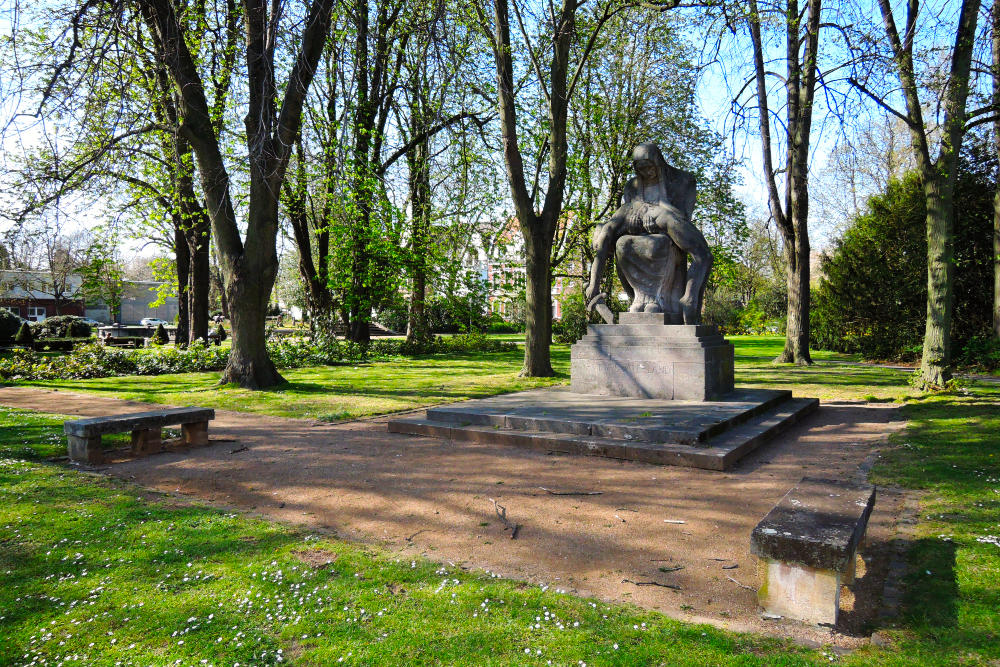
27, 306, 47, 322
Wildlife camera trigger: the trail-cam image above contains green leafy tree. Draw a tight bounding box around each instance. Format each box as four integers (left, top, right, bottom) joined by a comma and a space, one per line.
79, 236, 126, 324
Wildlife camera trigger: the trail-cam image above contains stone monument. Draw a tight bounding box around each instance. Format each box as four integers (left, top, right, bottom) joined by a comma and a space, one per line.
570, 142, 734, 401
387, 141, 816, 471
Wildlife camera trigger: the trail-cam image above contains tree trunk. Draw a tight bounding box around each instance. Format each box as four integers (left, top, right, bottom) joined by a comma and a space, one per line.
994, 0, 1000, 340
919, 175, 954, 386
406, 120, 431, 344
776, 226, 812, 364
776, 166, 813, 364
995, 178, 1000, 340
186, 211, 211, 343
225, 275, 283, 388
174, 221, 190, 347
522, 224, 554, 376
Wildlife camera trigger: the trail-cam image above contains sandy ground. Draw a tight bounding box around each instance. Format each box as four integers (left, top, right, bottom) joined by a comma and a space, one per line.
0, 386, 908, 648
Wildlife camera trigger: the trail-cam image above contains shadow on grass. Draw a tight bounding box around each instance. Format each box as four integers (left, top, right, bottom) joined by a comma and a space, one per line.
899, 537, 958, 629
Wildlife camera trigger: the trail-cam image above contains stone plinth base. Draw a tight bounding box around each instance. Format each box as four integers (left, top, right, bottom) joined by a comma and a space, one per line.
751, 477, 876, 625
570, 313, 734, 401
757, 559, 842, 626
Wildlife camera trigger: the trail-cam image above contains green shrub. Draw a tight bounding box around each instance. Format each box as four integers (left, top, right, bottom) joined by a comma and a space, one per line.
553, 292, 591, 344
0, 309, 21, 342
215, 324, 227, 342
29, 315, 91, 339
152, 324, 169, 345
14, 322, 34, 346
957, 336, 1000, 373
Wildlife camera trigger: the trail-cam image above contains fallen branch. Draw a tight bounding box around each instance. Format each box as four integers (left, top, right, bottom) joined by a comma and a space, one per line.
657, 565, 684, 573
406, 529, 427, 542
615, 508, 639, 513
663, 519, 686, 524
539, 487, 602, 496
727, 576, 754, 591
622, 578, 681, 590
614, 514, 627, 523
228, 445, 249, 454
722, 564, 739, 570
489, 498, 521, 539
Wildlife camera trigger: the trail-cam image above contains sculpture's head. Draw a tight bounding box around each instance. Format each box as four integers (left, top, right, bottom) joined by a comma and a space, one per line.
631, 143, 667, 184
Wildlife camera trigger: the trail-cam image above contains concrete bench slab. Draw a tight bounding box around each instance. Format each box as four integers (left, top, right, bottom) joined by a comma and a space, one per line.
64, 407, 215, 464
750, 477, 876, 625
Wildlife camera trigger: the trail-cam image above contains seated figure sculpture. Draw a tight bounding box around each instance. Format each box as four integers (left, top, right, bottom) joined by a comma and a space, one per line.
584, 142, 713, 325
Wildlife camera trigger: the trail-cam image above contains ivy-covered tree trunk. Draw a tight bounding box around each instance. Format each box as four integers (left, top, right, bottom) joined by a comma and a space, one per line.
405, 117, 431, 344
187, 218, 211, 343
174, 221, 190, 348
993, 0, 1000, 341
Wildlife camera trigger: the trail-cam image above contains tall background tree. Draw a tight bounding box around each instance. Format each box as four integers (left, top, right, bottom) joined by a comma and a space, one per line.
847, 0, 982, 387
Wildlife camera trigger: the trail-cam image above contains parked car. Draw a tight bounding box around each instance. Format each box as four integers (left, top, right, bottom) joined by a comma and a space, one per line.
81, 318, 103, 328
139, 318, 171, 328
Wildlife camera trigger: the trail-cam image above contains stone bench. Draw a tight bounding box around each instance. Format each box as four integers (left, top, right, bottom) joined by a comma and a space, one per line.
750, 476, 876, 625
64, 407, 215, 464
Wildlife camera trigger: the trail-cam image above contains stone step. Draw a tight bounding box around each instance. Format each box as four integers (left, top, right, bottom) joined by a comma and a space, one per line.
424, 388, 790, 445
388, 396, 819, 471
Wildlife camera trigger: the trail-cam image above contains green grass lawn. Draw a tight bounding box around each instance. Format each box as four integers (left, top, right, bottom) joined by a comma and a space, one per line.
17, 349, 570, 421
2, 406, 828, 667
11, 336, 918, 418
2, 380, 998, 665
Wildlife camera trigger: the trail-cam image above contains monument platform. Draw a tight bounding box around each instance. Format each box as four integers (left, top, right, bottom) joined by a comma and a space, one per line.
387, 388, 818, 471
571, 314, 734, 401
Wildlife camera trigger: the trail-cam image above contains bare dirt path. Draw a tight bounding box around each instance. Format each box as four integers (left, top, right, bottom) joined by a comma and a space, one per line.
0, 385, 908, 647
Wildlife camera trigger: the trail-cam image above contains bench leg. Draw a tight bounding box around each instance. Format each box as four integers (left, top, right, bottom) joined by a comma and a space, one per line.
758, 558, 841, 625
182, 421, 209, 447
67, 435, 104, 464
131, 428, 162, 455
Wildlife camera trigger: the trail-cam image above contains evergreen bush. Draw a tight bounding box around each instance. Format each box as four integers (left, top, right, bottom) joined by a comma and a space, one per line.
14, 322, 34, 346
0, 309, 22, 342
152, 324, 169, 345
811, 144, 994, 361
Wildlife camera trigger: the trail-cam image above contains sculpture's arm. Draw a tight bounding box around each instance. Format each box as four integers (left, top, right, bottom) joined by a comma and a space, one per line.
585, 180, 634, 305
585, 222, 617, 304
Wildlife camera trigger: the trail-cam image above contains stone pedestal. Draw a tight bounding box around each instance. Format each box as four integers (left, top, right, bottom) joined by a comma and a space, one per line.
570, 312, 734, 401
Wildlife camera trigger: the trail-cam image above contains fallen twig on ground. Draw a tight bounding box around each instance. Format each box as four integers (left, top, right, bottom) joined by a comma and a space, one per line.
663, 519, 686, 524
727, 576, 754, 591
658, 565, 684, 573
722, 564, 739, 570
228, 445, 249, 454
539, 487, 602, 496
614, 514, 627, 523
622, 578, 681, 590
406, 529, 427, 542
489, 498, 521, 539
